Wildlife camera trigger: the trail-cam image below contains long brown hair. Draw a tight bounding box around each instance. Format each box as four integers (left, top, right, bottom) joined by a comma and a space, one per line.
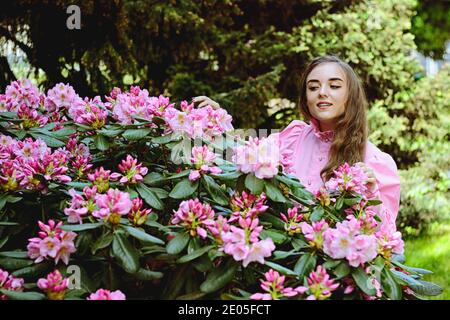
298, 55, 368, 181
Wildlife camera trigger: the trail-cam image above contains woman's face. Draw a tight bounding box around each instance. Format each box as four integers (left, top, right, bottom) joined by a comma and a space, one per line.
306, 62, 348, 131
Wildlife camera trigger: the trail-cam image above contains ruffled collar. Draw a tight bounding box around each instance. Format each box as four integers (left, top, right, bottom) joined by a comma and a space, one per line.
310, 118, 334, 142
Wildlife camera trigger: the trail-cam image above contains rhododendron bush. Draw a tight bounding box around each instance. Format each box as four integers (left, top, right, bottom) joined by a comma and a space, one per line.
0, 80, 442, 300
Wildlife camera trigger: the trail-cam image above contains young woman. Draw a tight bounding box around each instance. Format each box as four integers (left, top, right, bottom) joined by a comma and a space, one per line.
193, 55, 400, 232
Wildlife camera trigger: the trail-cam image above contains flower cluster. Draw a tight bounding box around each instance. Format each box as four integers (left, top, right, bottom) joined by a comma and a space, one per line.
87, 288, 126, 300
0, 135, 71, 192
37, 270, 69, 300
325, 163, 369, 195
323, 215, 378, 267
250, 269, 304, 300
280, 207, 304, 236
164, 101, 233, 140
64, 137, 93, 179
64, 186, 98, 224
106, 86, 172, 125
229, 191, 268, 222
93, 188, 133, 225
232, 135, 293, 179
296, 266, 339, 300
188, 145, 222, 181
128, 198, 152, 226
45, 83, 80, 113
87, 167, 114, 193
0, 268, 24, 300
3, 79, 41, 112
27, 220, 77, 265
300, 219, 329, 250
111, 155, 148, 184
171, 199, 215, 238
68, 96, 108, 129
221, 217, 275, 267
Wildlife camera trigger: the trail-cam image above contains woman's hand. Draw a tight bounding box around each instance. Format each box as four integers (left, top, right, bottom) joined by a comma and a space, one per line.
192, 96, 221, 110
355, 162, 377, 190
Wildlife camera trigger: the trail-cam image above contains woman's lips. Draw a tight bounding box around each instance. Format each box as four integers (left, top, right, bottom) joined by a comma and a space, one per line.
317, 102, 333, 109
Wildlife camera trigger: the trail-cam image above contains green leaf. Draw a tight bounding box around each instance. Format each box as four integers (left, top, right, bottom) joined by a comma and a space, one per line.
335, 197, 344, 210
65, 182, 92, 190
0, 258, 33, 270
245, 174, 265, 194
0, 289, 45, 300
333, 262, 351, 279
60, 223, 102, 232
265, 261, 297, 276
98, 128, 124, 137
148, 187, 168, 199
143, 172, 165, 186
409, 280, 443, 296
260, 229, 288, 245
124, 226, 164, 245
177, 245, 215, 264
112, 232, 140, 274
93, 134, 110, 151
169, 178, 199, 199
122, 128, 151, 140
264, 181, 287, 203
0, 251, 29, 259
136, 183, 164, 210
152, 135, 173, 144
12, 263, 51, 278
259, 212, 286, 230
381, 268, 402, 300
391, 269, 423, 287
0, 221, 19, 226
200, 259, 238, 293
133, 268, 164, 280
166, 232, 190, 255
273, 250, 302, 260
211, 171, 242, 181
322, 259, 341, 269
29, 132, 65, 147
294, 254, 317, 278
310, 206, 324, 222
291, 238, 309, 250
352, 266, 376, 297
202, 175, 228, 205
164, 170, 190, 180
90, 231, 113, 254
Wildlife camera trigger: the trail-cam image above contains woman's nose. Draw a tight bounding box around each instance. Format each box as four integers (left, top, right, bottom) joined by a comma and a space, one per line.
319, 86, 328, 97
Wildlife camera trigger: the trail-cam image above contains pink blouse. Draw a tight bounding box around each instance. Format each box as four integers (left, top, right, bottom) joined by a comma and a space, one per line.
275, 119, 401, 231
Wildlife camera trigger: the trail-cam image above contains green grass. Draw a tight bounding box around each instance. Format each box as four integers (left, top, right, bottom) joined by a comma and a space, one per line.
404, 221, 450, 300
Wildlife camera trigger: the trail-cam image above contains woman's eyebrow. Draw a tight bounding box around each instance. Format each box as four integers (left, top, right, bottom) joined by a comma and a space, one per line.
307, 77, 344, 83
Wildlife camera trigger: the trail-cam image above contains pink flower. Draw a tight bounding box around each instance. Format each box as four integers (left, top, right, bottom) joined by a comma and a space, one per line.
221, 218, 275, 267
229, 191, 268, 222
188, 146, 222, 181
68, 96, 107, 129
4, 79, 40, 112
0, 268, 24, 300
93, 189, 133, 224
45, 83, 80, 112
87, 289, 126, 300
300, 219, 329, 249
375, 227, 404, 259
297, 266, 339, 300
280, 207, 304, 236
27, 220, 77, 265
17, 104, 48, 129
251, 269, 300, 300
323, 216, 378, 267
37, 270, 69, 300
207, 215, 230, 240
110, 155, 148, 184
128, 198, 152, 226
232, 135, 290, 179
88, 167, 113, 193
171, 199, 215, 238
64, 187, 98, 224
325, 163, 369, 195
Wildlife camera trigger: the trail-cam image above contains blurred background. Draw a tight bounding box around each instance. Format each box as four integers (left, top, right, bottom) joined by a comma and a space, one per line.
0, 0, 449, 299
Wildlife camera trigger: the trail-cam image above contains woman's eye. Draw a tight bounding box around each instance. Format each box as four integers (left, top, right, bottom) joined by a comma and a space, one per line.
308, 86, 319, 91
331, 85, 341, 89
